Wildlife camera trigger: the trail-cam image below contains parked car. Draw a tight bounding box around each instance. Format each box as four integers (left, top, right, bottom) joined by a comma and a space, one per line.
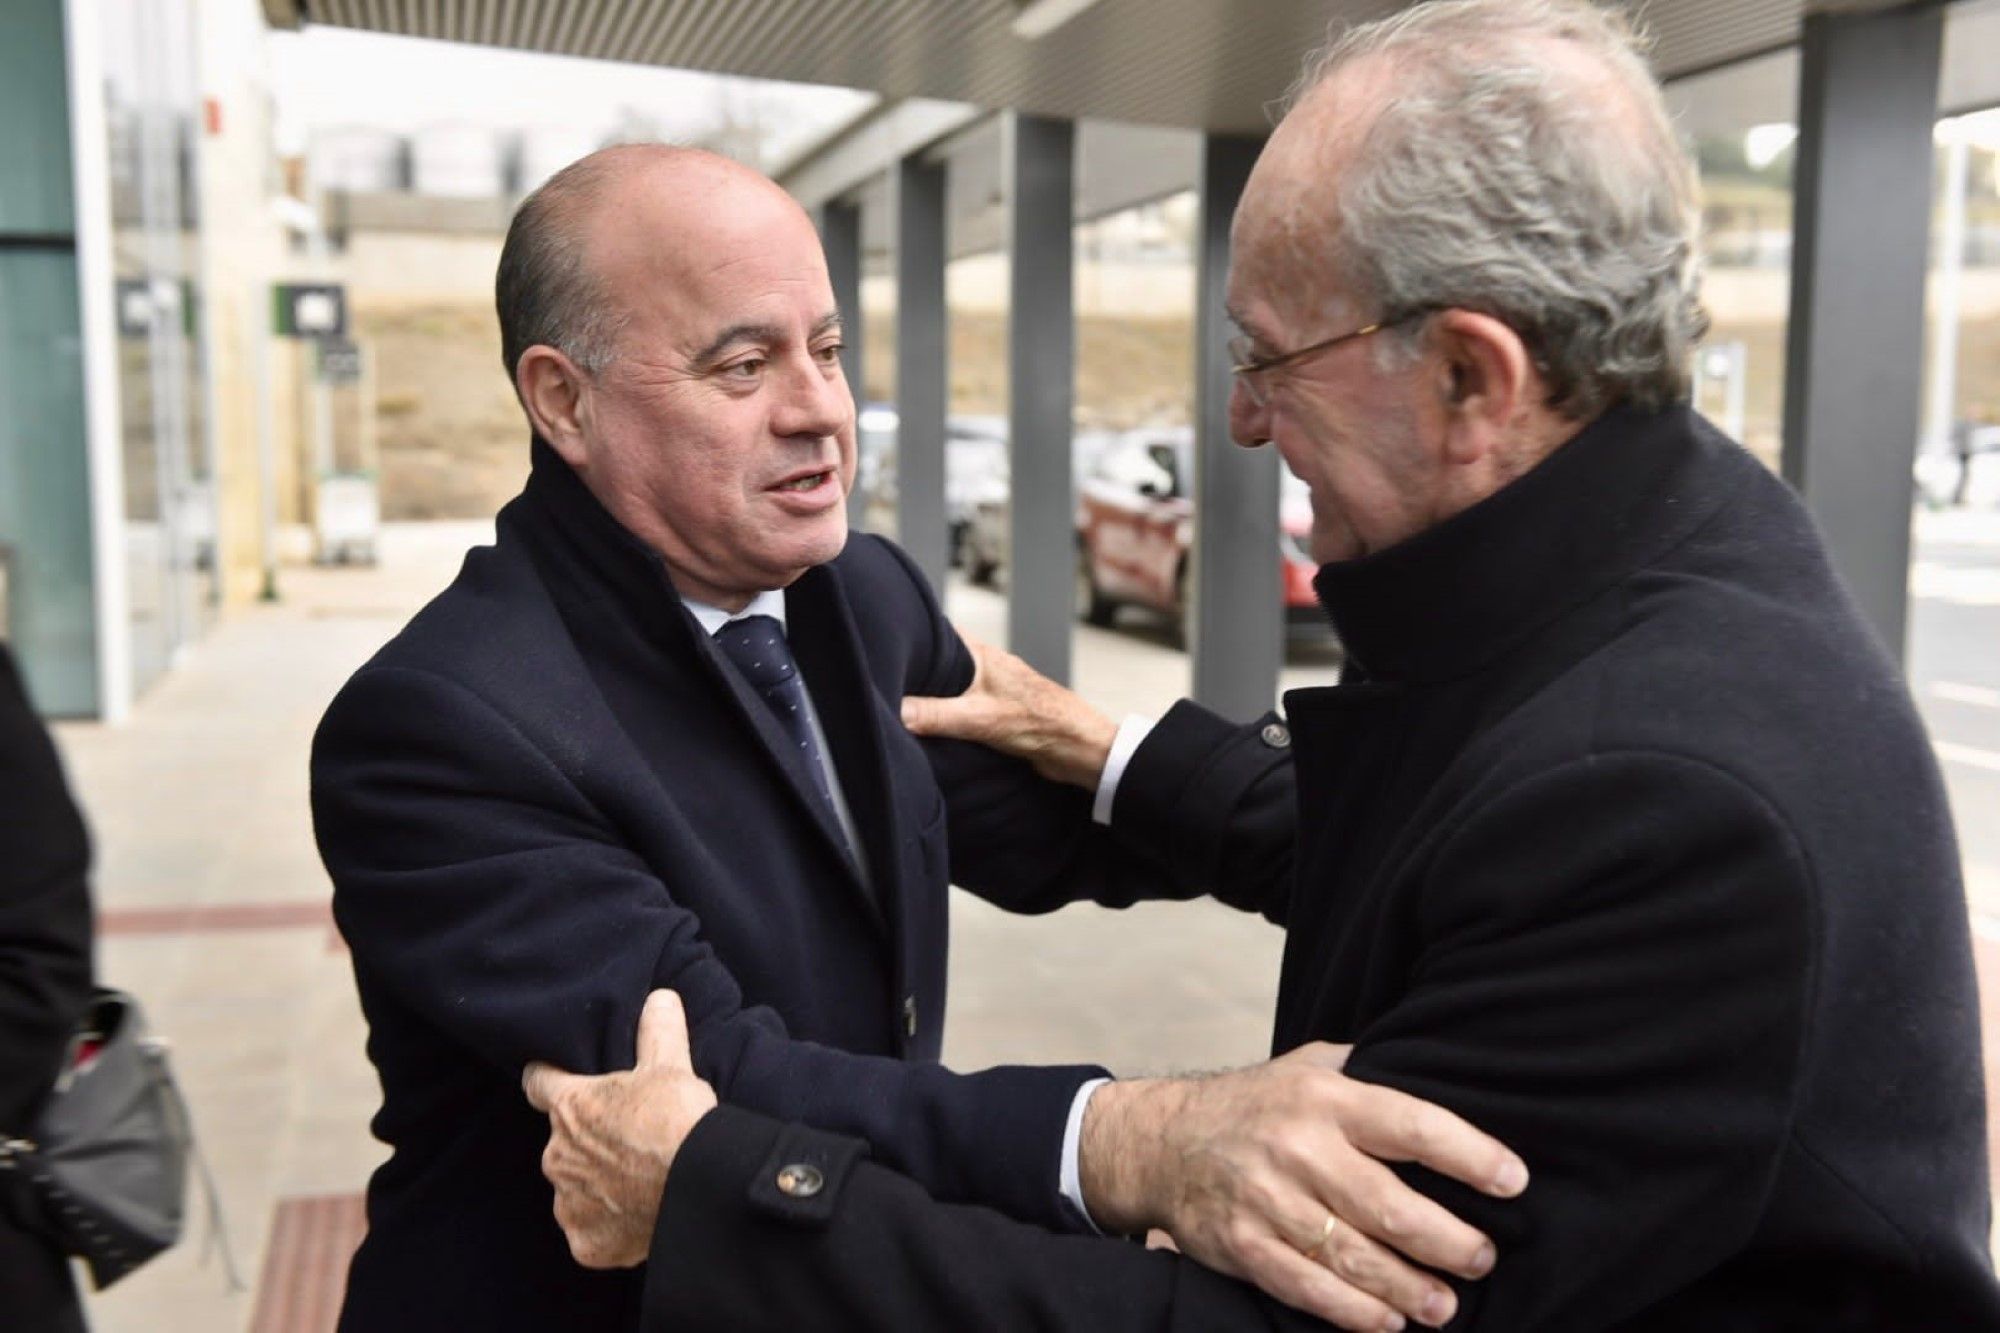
961, 429, 1119, 586
850, 405, 1010, 565
857, 402, 899, 536
973, 426, 1327, 643
945, 417, 1009, 566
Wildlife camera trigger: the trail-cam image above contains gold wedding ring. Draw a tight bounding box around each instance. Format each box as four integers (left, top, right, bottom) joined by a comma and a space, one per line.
1309, 1213, 1337, 1255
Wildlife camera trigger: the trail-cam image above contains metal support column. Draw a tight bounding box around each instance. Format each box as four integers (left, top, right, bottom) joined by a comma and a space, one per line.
1191, 133, 1276, 720
818, 198, 867, 526
1005, 113, 1076, 682
1781, 3, 1944, 664
895, 154, 949, 592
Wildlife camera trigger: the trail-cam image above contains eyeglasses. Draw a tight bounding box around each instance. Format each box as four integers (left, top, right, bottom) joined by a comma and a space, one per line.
1227, 310, 1423, 406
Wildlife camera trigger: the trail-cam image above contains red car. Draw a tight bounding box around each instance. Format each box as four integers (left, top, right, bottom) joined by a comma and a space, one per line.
1074, 428, 1327, 642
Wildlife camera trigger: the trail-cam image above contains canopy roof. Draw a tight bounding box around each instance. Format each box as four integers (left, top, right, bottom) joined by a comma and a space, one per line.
261, 0, 1855, 136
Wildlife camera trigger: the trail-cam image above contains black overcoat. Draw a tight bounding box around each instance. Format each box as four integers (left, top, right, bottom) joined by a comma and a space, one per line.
310, 442, 1223, 1331
646, 406, 2000, 1331
0, 644, 94, 1333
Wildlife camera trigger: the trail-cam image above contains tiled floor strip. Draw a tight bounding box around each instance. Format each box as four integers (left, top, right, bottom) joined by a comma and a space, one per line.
97, 901, 334, 937
248, 1193, 367, 1333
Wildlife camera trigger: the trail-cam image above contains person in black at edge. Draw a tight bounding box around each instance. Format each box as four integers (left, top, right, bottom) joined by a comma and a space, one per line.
0, 643, 95, 1332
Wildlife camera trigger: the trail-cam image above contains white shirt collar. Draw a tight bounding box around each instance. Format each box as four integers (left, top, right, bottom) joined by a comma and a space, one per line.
683, 587, 788, 637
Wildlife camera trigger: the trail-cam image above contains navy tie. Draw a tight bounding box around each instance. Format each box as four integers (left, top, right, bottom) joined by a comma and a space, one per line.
713, 615, 838, 814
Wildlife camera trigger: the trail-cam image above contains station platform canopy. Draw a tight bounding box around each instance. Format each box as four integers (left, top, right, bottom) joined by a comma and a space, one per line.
259, 0, 1997, 713
259, 1, 1991, 137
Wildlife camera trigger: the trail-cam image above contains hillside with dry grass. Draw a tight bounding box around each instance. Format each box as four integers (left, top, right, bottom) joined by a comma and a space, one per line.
361, 298, 2000, 520
359, 303, 530, 520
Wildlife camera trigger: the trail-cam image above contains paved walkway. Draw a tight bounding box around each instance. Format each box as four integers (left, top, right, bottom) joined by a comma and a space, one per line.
62, 530, 477, 1333
52, 521, 1997, 1331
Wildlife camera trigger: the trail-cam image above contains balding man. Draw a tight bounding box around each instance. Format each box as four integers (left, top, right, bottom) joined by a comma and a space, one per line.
524, 3, 2000, 1329
312, 145, 1517, 1332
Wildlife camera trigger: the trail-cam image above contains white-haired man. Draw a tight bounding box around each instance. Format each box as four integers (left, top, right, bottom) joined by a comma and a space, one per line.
524, 2, 2000, 1328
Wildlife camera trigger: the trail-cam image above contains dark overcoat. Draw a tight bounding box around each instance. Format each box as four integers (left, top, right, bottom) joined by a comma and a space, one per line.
0, 645, 95, 1333
311, 442, 1214, 1330
646, 406, 2000, 1331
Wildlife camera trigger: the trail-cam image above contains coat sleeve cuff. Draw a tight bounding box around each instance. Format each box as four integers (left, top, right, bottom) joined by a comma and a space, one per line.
654, 1106, 867, 1260
941, 1061, 1112, 1231
1110, 699, 1291, 880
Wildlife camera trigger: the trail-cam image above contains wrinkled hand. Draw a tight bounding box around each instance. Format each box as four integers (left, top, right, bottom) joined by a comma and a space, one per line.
522, 991, 718, 1269
900, 633, 1118, 790
1080, 1044, 1528, 1332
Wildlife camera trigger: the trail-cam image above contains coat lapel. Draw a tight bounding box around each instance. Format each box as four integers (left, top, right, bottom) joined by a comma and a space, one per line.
786, 566, 905, 933
684, 601, 883, 934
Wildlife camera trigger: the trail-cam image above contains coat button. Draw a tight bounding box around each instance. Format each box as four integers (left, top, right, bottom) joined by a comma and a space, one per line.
775, 1163, 824, 1199
902, 994, 918, 1038
1260, 721, 1291, 749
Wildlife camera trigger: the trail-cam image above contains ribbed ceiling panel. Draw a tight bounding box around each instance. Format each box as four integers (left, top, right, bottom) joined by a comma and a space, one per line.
298, 0, 1807, 133
1638, 0, 1802, 76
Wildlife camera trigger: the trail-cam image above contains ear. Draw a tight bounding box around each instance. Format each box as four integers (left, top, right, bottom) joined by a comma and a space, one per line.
516, 345, 593, 468
1428, 310, 1536, 467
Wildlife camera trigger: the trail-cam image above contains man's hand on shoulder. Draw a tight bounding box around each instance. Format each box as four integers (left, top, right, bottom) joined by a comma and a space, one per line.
901, 633, 1117, 790
1080, 1044, 1529, 1331
523, 990, 718, 1269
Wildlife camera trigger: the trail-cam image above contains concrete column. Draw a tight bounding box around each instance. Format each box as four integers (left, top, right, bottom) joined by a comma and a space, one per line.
1781, 3, 1944, 664
1005, 113, 1076, 683
818, 198, 867, 527
1190, 133, 1276, 721
895, 154, 949, 593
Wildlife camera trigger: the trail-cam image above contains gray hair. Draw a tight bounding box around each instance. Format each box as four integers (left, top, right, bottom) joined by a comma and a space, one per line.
495, 151, 632, 387
1290, 0, 1707, 418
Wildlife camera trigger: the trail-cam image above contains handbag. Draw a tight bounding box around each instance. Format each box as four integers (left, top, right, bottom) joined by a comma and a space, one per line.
0, 988, 237, 1291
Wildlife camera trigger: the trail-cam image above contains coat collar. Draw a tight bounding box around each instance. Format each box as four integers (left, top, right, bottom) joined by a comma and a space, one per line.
1312, 404, 1724, 685
515, 438, 801, 642
515, 436, 686, 622
509, 437, 892, 929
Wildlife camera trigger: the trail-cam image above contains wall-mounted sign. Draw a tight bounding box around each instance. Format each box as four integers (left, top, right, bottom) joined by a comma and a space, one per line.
317, 338, 363, 385
273, 283, 347, 340
116, 280, 153, 339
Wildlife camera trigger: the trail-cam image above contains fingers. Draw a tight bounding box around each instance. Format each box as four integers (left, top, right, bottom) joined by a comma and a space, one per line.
898, 632, 1003, 737
1236, 1234, 1410, 1333
1313, 1151, 1496, 1281
550, 1185, 642, 1270
899, 694, 937, 733
1343, 1082, 1530, 1200
634, 990, 694, 1072
899, 690, 999, 739
522, 1061, 582, 1112
1267, 1184, 1461, 1327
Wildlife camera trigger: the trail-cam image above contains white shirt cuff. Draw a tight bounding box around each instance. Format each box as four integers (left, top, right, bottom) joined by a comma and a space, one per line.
1091, 715, 1156, 825
1058, 1076, 1113, 1233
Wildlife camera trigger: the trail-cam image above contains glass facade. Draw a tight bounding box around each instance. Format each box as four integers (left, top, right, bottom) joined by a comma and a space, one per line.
0, 0, 98, 716
103, 0, 216, 696
1667, 50, 1800, 475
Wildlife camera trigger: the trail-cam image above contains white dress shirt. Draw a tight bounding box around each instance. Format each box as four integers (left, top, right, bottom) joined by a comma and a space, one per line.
1061, 713, 1156, 1230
